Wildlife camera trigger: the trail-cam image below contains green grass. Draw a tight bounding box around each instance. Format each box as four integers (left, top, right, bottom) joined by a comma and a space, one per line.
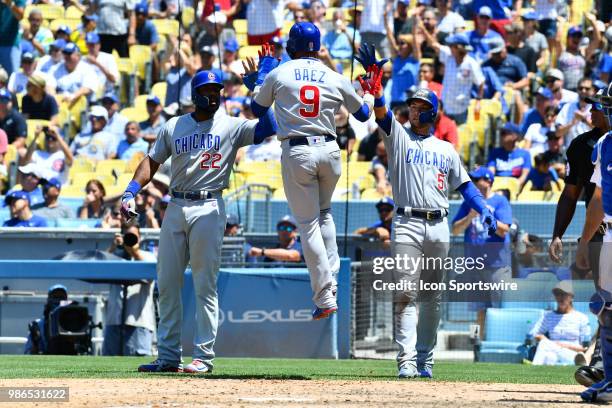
0, 356, 577, 384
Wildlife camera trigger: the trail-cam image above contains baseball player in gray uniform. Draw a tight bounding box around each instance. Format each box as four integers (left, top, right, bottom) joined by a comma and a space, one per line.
120, 70, 277, 373
243, 24, 375, 319
357, 49, 497, 379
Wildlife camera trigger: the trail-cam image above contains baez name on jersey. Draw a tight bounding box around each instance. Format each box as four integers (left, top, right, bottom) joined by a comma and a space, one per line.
405, 148, 452, 174
174, 133, 221, 155
294, 68, 327, 83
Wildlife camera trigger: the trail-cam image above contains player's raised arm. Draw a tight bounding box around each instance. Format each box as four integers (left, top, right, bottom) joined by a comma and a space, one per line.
354, 43, 391, 131
242, 44, 280, 118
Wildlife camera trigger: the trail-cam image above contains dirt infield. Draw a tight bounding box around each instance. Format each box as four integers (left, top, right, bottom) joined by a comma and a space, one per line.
3, 378, 589, 407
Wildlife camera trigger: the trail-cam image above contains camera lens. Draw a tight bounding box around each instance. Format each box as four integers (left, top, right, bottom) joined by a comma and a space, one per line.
123, 232, 138, 247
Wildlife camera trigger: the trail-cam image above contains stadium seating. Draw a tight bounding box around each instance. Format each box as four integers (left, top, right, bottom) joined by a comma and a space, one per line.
479, 308, 545, 363
95, 160, 126, 177
151, 82, 167, 103
491, 177, 520, 201
64, 6, 83, 19
129, 45, 153, 91
152, 19, 180, 37
120, 107, 148, 123
25, 119, 50, 150
181, 7, 195, 28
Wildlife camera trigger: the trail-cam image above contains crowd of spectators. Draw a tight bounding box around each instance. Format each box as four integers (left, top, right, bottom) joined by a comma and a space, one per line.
0, 0, 610, 232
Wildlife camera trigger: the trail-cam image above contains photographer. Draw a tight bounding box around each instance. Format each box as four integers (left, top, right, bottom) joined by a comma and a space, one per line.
20, 124, 73, 184
24, 284, 68, 354
103, 223, 156, 356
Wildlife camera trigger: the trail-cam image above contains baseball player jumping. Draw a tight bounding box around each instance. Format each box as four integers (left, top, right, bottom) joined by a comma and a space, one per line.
121, 70, 277, 373
243, 23, 375, 319
356, 46, 498, 379
575, 82, 612, 403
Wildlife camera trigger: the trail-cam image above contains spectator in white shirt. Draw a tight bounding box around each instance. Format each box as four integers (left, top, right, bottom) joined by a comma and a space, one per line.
555, 77, 594, 148
246, 0, 285, 45
524, 105, 557, 156
244, 136, 282, 162
425, 32, 485, 125
70, 105, 116, 161
50, 42, 99, 109
360, 0, 389, 58
8, 51, 56, 96
84, 32, 119, 94
435, 0, 465, 37
529, 280, 591, 366
36, 39, 66, 74
20, 125, 73, 185
544, 68, 578, 109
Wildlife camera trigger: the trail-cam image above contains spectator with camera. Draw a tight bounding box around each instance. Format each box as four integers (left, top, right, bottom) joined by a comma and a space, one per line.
32, 177, 74, 222
103, 223, 156, 356
3, 190, 48, 227
20, 125, 72, 184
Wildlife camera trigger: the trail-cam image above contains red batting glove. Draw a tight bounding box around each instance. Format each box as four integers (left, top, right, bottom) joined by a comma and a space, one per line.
258, 43, 275, 59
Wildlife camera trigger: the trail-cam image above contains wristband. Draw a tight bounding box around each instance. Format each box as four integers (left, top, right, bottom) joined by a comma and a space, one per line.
125, 180, 142, 197
261, 248, 266, 257
374, 96, 385, 107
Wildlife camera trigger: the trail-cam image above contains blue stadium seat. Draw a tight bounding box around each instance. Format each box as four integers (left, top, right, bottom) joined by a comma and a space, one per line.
500, 279, 555, 310
479, 308, 545, 363
55, 218, 100, 228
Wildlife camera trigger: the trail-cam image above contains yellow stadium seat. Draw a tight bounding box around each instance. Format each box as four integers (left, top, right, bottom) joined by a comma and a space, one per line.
50, 18, 80, 32
281, 20, 293, 36
361, 188, 385, 200
116, 58, 135, 75
60, 184, 85, 198
71, 156, 95, 171
129, 45, 153, 89
181, 7, 195, 28
4, 144, 17, 167
115, 173, 134, 187
96, 159, 127, 176
457, 124, 474, 163
105, 184, 124, 198
552, 178, 564, 193
151, 82, 167, 103
126, 152, 145, 172
492, 176, 520, 201
236, 33, 248, 47
517, 190, 558, 202
272, 188, 286, 199
65, 6, 83, 19
228, 172, 247, 191
134, 94, 150, 111
152, 19, 180, 37
26, 119, 50, 149
25, 4, 64, 21
121, 107, 149, 122
233, 19, 247, 34
239, 45, 262, 59
70, 172, 114, 189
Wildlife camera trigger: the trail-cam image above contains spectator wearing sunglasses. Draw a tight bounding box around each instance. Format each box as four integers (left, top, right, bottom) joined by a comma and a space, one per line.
248, 215, 304, 264
555, 77, 595, 148
32, 177, 74, 222
355, 197, 394, 243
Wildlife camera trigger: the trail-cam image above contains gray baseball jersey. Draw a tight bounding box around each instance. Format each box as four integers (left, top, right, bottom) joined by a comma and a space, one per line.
383, 117, 470, 210
254, 58, 364, 139
149, 113, 256, 192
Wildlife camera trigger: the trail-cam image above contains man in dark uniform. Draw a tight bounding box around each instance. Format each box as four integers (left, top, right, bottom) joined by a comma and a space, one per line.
548, 89, 611, 387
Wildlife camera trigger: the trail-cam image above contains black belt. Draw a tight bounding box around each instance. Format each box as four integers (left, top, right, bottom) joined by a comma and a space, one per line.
396, 207, 449, 220
171, 190, 218, 200
289, 135, 335, 146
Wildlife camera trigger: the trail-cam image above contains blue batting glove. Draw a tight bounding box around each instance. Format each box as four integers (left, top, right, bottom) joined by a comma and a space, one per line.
481, 208, 497, 236
354, 43, 389, 71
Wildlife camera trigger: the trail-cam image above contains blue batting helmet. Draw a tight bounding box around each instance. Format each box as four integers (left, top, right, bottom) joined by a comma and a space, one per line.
191, 70, 223, 109
286, 22, 320, 55
406, 88, 438, 124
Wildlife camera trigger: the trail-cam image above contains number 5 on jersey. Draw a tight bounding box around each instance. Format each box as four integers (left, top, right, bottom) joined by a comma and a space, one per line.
299, 85, 320, 118
437, 173, 445, 190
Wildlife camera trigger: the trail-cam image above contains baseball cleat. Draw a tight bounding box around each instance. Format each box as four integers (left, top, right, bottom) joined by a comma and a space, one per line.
183, 359, 212, 374
138, 359, 183, 373
580, 380, 612, 402
398, 365, 419, 379
418, 367, 433, 379
575, 366, 605, 387
312, 306, 337, 320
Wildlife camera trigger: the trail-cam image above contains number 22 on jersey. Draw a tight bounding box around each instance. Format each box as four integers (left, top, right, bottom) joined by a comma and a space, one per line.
200, 153, 222, 169
299, 85, 320, 118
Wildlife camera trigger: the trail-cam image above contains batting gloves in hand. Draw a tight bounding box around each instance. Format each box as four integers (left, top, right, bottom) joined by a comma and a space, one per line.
243, 44, 280, 91
481, 208, 497, 236
358, 65, 385, 97
354, 43, 389, 72
120, 192, 138, 220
